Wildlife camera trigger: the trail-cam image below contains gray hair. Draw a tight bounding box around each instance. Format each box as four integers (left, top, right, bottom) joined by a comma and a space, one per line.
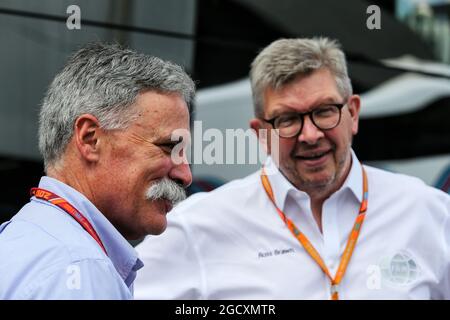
250, 37, 352, 117
39, 42, 195, 171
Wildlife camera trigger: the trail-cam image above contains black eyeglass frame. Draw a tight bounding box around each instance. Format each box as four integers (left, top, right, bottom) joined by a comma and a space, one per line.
262, 103, 346, 138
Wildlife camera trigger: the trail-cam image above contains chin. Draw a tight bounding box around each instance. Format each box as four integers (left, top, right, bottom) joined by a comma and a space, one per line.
126, 223, 167, 240
300, 171, 336, 189
150, 227, 167, 236
149, 219, 168, 235
145, 215, 168, 236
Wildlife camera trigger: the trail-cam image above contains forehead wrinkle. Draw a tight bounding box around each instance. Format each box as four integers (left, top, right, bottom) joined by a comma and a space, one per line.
129, 94, 190, 144
132, 118, 188, 146
273, 70, 342, 107
268, 83, 343, 116
269, 98, 339, 118
132, 107, 175, 138
127, 131, 156, 146
279, 83, 341, 103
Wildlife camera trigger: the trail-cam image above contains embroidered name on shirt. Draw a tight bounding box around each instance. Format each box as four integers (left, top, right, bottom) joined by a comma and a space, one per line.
258, 248, 295, 258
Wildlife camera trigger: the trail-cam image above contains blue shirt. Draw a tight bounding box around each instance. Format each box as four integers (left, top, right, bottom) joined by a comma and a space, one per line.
0, 177, 144, 299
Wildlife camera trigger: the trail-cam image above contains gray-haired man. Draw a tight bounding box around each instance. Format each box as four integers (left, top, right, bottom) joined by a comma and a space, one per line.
0, 43, 194, 299
135, 37, 450, 300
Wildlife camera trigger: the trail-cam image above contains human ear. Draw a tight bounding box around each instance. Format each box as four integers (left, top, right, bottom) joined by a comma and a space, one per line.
250, 118, 272, 154
73, 114, 102, 163
347, 95, 361, 135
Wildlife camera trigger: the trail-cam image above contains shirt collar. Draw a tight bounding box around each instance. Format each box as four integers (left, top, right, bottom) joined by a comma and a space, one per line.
37, 176, 144, 285
264, 149, 363, 210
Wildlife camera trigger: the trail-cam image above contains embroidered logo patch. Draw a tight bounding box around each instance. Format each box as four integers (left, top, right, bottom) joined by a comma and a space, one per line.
378, 250, 421, 287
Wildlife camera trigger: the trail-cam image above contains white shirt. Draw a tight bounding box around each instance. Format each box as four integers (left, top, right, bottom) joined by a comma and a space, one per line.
135, 151, 450, 299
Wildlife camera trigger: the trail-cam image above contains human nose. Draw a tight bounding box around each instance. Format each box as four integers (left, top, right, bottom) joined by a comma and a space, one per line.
169, 162, 192, 188
297, 114, 324, 144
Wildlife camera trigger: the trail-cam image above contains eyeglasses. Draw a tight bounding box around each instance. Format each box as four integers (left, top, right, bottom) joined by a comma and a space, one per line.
263, 103, 346, 138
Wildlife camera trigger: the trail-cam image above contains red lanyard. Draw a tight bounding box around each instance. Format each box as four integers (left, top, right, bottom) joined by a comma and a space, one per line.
261, 166, 368, 300
30, 187, 108, 255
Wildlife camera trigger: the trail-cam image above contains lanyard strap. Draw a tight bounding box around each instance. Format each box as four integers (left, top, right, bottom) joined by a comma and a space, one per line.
30, 187, 108, 255
260, 166, 368, 300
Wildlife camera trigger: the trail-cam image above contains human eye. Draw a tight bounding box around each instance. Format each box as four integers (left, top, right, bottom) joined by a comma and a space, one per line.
158, 139, 182, 154
275, 114, 298, 128
314, 105, 338, 117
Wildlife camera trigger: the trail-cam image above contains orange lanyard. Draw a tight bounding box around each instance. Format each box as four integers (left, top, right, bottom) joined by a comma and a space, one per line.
261, 166, 368, 300
30, 187, 108, 255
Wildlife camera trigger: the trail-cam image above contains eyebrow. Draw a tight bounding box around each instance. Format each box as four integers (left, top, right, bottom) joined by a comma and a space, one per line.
269, 97, 342, 118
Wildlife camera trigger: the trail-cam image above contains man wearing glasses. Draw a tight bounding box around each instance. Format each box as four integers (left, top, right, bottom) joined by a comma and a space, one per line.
135, 38, 450, 299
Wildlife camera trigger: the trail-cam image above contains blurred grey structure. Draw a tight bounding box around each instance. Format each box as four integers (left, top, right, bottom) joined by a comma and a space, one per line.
0, 0, 196, 160
398, 0, 450, 63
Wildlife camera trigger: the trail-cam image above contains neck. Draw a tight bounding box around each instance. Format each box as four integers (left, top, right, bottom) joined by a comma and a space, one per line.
46, 161, 97, 205
47, 162, 132, 240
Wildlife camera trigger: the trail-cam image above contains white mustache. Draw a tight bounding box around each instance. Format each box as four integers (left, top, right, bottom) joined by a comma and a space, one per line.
145, 178, 187, 206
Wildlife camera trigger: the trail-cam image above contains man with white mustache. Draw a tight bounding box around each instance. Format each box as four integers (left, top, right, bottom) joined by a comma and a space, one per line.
0, 43, 194, 299
135, 37, 450, 300
146, 178, 188, 212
